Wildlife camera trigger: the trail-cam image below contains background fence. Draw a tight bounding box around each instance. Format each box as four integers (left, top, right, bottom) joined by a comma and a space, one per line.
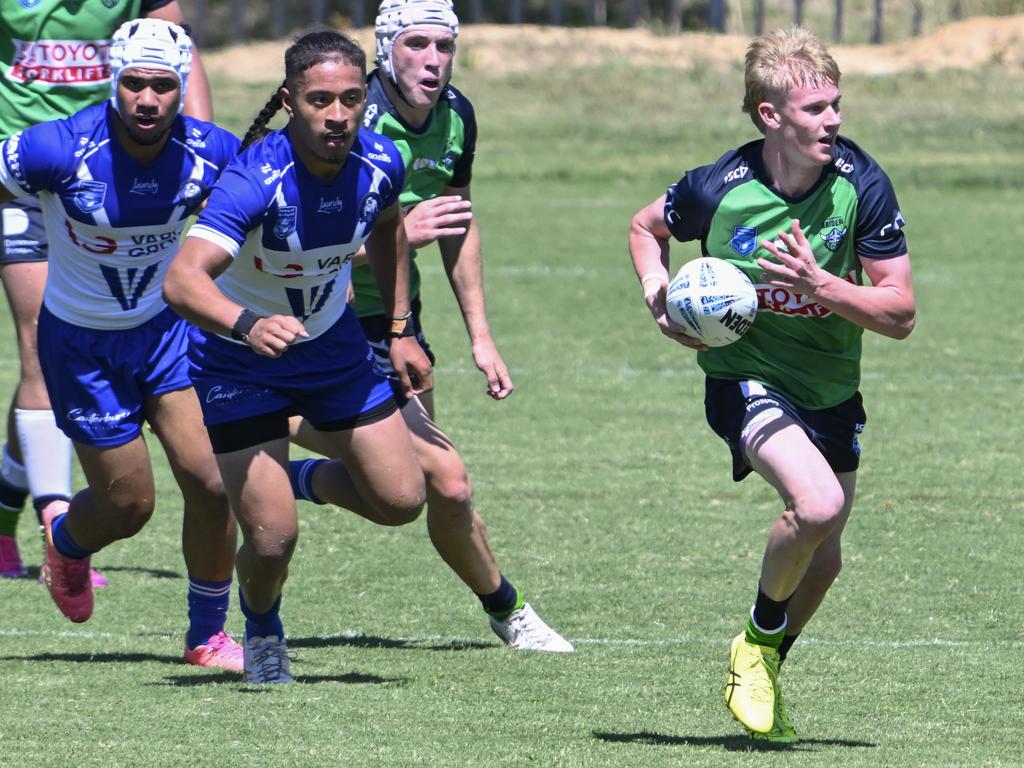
178, 0, 1023, 47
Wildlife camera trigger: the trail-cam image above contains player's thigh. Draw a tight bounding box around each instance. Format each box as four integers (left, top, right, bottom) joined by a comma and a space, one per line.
214, 436, 297, 547
145, 386, 224, 499
0, 262, 47, 375
745, 414, 844, 518
400, 394, 467, 487
75, 436, 156, 510
319, 409, 424, 508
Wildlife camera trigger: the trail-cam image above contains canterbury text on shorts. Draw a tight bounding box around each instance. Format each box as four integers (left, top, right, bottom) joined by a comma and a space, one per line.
189, 308, 397, 454
38, 304, 193, 447
704, 377, 867, 481
359, 296, 435, 404
0, 196, 46, 264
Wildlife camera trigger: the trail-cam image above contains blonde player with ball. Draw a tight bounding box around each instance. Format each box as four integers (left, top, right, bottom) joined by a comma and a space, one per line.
628, 26, 915, 742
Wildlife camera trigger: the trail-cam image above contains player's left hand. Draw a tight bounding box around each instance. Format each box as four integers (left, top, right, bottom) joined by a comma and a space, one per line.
390, 336, 434, 399
471, 337, 514, 400
757, 219, 827, 298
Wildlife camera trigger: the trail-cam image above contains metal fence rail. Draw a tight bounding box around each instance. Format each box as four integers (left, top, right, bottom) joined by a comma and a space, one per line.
178, 0, 1017, 47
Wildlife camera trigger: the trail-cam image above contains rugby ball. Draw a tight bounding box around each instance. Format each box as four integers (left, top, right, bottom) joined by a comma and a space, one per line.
665, 257, 757, 347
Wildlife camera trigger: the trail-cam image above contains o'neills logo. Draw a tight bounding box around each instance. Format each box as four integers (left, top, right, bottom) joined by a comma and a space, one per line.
755, 273, 856, 318
8, 39, 111, 86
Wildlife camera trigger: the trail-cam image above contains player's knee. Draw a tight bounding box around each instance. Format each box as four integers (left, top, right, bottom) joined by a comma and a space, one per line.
428, 470, 473, 510
788, 489, 846, 540
375, 478, 426, 526
104, 496, 156, 539
179, 469, 230, 517
248, 529, 298, 564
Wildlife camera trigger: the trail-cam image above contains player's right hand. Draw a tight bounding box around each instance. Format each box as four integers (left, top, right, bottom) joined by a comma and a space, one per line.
403, 195, 473, 249
645, 284, 708, 351
247, 315, 309, 358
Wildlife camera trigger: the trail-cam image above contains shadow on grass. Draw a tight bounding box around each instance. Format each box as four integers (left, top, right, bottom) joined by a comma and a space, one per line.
289, 632, 494, 652
593, 730, 877, 751
0, 651, 182, 665
23, 564, 181, 581
154, 671, 408, 688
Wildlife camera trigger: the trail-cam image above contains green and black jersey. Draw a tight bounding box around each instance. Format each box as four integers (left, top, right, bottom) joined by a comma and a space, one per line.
0, 0, 170, 139
351, 69, 477, 318
665, 136, 908, 410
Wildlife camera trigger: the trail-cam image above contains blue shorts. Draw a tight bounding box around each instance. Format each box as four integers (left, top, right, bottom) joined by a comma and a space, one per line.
189, 308, 396, 453
704, 377, 867, 481
1, 196, 47, 264
38, 305, 193, 447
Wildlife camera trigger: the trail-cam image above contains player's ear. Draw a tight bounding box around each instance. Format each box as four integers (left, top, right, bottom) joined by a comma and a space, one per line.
757, 100, 780, 130
280, 85, 294, 118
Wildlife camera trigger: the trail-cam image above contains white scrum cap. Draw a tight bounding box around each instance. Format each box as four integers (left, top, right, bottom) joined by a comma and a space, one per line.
374, 0, 459, 81
109, 18, 193, 113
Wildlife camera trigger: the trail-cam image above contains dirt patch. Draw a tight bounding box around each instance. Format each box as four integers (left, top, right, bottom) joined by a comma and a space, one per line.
204, 15, 1024, 83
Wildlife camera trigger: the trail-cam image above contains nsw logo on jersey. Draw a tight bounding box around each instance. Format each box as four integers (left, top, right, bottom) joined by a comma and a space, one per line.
730, 226, 758, 256
273, 206, 297, 239
358, 193, 382, 225
73, 181, 107, 214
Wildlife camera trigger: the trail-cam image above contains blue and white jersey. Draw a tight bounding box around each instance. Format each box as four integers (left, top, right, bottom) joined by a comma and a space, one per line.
0, 103, 239, 330
189, 127, 405, 342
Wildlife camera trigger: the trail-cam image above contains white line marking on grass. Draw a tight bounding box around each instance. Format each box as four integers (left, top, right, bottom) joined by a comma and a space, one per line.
1, 627, 1020, 650
0, 628, 117, 640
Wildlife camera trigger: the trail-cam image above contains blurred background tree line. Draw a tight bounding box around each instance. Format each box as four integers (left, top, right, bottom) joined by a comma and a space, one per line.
179, 0, 1022, 46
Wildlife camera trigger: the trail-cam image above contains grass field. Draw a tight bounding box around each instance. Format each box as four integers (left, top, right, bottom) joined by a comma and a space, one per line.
1, 41, 1022, 768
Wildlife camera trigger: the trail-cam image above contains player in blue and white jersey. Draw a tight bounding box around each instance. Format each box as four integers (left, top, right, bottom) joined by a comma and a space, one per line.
0, 0, 213, 583
0, 19, 244, 670
164, 30, 431, 684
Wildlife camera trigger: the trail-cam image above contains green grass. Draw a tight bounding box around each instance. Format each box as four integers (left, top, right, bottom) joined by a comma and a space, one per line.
1, 52, 1022, 767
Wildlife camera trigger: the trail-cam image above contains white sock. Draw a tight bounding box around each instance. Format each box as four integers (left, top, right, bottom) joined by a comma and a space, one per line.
14, 409, 72, 502
0, 443, 28, 490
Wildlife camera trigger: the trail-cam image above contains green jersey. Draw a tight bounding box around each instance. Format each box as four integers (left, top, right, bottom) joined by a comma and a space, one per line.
665, 136, 908, 410
0, 0, 168, 139
351, 69, 477, 318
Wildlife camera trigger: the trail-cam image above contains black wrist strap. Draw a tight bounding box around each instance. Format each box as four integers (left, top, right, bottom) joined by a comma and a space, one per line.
231, 308, 262, 341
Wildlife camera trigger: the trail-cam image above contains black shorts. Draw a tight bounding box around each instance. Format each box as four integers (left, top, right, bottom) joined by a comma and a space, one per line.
704, 377, 867, 481
359, 297, 435, 405
1, 196, 47, 264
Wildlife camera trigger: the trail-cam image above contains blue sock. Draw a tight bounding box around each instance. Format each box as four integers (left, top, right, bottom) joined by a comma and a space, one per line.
239, 589, 284, 640
50, 513, 93, 560
289, 459, 326, 504
477, 574, 522, 618
186, 576, 232, 650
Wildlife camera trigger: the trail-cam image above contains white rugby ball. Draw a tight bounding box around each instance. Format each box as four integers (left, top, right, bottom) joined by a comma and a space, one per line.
665, 257, 757, 347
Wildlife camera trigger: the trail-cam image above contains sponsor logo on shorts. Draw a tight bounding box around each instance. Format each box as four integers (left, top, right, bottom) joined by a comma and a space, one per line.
205, 385, 245, 404
68, 408, 131, 425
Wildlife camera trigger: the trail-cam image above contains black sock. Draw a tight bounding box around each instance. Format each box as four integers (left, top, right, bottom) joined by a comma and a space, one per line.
779, 632, 800, 663
476, 574, 520, 618
751, 583, 791, 633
